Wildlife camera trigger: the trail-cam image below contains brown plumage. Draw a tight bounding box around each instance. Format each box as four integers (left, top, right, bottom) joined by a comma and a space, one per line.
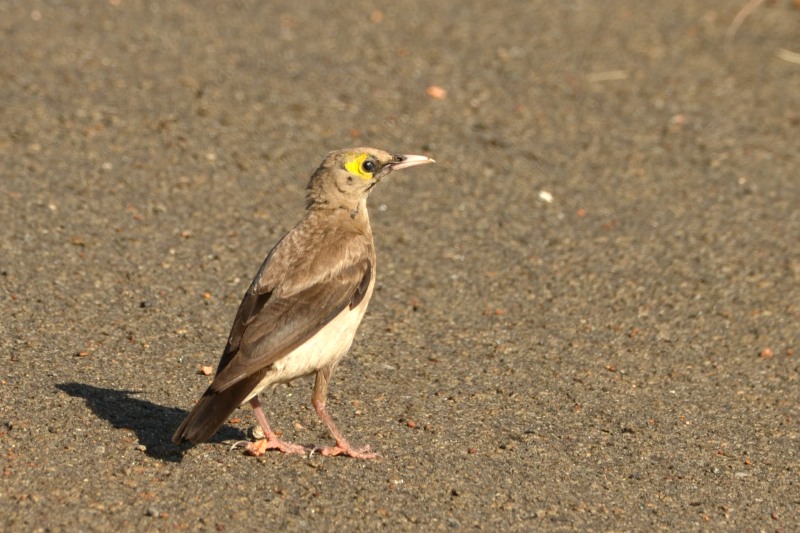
172, 147, 434, 458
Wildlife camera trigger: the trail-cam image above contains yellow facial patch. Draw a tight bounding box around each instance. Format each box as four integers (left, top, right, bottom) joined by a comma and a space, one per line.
344, 153, 373, 181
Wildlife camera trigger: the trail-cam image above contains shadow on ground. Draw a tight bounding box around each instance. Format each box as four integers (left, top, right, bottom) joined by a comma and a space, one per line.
57, 383, 246, 462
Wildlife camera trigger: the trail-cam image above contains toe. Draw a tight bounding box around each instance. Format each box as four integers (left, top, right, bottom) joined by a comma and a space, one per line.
244, 439, 269, 456
278, 441, 308, 455
319, 443, 378, 459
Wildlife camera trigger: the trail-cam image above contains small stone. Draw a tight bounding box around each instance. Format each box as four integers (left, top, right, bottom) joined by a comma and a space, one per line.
250, 425, 265, 440
426, 85, 447, 100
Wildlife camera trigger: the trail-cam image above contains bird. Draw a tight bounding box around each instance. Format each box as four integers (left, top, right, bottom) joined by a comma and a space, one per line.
172, 147, 435, 459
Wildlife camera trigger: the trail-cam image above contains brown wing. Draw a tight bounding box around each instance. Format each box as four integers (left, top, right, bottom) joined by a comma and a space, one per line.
209, 257, 372, 392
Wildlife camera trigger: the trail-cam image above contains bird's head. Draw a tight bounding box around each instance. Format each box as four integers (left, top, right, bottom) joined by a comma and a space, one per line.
306, 147, 434, 212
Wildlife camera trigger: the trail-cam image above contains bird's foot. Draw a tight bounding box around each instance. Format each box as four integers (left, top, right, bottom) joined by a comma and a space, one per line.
314, 441, 378, 460
231, 438, 308, 456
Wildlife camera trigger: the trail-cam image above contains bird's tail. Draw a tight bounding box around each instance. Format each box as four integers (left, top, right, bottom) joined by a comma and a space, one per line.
172, 371, 266, 444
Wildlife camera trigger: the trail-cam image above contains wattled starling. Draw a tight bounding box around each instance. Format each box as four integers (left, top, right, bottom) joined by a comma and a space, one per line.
172, 147, 435, 459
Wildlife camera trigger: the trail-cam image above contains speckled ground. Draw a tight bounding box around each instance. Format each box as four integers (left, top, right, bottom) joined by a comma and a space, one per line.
1, 0, 799, 531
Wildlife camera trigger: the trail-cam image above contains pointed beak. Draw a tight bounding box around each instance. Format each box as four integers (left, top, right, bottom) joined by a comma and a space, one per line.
390, 154, 436, 171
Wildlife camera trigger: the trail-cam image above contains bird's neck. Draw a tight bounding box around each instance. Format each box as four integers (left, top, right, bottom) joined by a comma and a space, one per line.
348, 198, 369, 222
307, 198, 371, 235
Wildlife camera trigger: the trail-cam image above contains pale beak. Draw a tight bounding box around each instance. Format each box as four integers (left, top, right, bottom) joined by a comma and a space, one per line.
390, 154, 436, 171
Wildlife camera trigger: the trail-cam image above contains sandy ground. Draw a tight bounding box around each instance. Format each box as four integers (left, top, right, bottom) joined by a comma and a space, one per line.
1, 0, 799, 530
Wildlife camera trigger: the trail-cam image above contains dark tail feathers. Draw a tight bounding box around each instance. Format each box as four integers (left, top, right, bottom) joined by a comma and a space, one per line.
172, 370, 266, 444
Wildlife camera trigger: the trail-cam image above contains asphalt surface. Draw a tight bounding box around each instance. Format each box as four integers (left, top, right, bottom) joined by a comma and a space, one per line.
2, 0, 799, 531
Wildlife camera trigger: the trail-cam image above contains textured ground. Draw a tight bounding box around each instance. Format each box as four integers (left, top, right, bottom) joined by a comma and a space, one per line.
1, 0, 799, 531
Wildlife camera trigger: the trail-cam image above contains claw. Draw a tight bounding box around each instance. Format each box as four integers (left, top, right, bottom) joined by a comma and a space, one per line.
230, 440, 251, 452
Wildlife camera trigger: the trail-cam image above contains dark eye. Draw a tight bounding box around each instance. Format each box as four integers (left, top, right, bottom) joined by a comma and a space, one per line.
361, 159, 376, 173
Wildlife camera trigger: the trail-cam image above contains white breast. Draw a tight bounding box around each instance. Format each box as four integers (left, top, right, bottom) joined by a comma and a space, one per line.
241, 295, 371, 404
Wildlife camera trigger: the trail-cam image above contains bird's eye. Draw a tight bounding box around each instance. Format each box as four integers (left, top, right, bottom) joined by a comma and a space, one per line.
361, 159, 376, 173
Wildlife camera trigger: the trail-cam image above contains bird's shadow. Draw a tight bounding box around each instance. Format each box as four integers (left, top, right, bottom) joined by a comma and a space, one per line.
56, 383, 245, 462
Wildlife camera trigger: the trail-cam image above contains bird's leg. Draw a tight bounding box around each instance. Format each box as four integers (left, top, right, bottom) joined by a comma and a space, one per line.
234, 397, 307, 456
311, 366, 377, 459
312, 399, 377, 459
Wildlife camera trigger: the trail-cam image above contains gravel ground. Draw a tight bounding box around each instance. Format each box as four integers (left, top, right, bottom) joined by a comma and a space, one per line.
1, 0, 799, 531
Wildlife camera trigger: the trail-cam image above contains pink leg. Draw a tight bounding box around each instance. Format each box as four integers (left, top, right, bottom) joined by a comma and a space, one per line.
234, 397, 307, 456
312, 399, 377, 460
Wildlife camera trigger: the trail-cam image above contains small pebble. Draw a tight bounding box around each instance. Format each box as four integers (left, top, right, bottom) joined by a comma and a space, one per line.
250, 425, 265, 440
426, 85, 447, 100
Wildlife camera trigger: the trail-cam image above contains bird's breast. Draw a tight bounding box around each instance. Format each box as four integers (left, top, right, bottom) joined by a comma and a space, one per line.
241, 278, 374, 403
273, 303, 367, 378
